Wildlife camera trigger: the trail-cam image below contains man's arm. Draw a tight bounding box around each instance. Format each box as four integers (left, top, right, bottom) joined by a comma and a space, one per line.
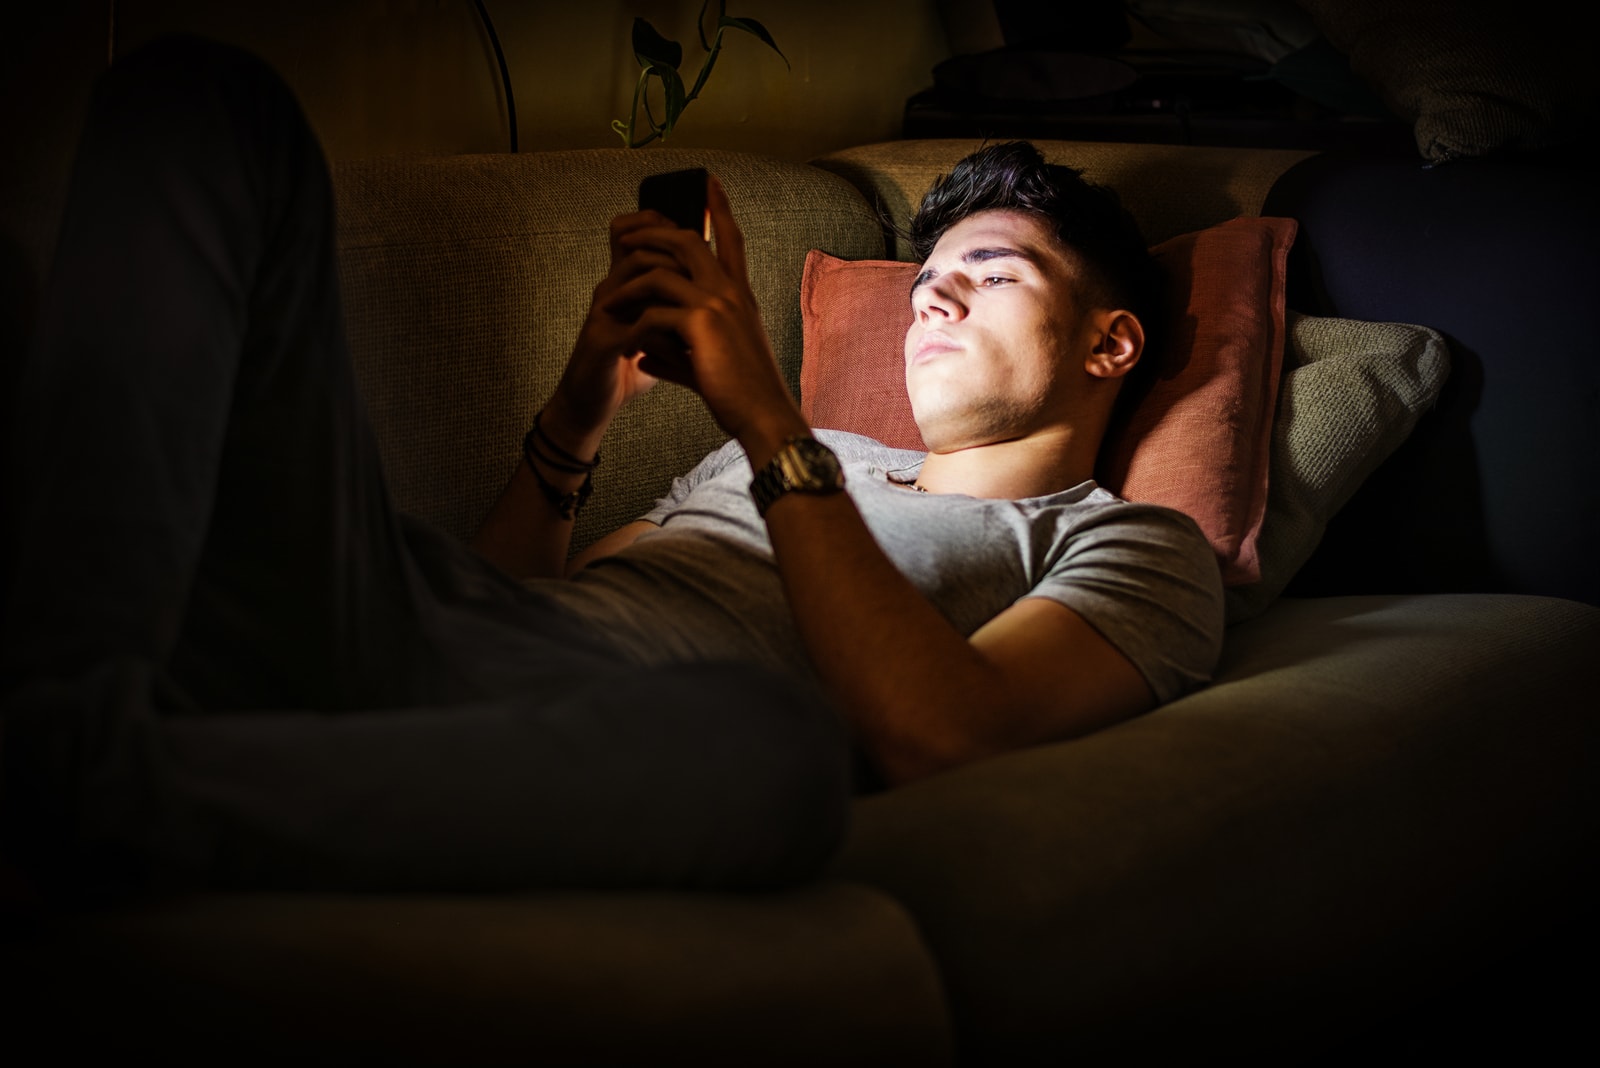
565, 519, 656, 576
614, 177, 1160, 785
761, 489, 1154, 783
471, 209, 688, 581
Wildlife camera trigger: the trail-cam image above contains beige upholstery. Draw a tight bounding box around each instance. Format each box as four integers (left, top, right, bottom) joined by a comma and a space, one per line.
812, 138, 1318, 255
834, 592, 1599, 1060
8, 883, 955, 1065
332, 149, 883, 550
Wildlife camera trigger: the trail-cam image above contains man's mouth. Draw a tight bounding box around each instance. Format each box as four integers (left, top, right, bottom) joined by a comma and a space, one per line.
911, 334, 961, 363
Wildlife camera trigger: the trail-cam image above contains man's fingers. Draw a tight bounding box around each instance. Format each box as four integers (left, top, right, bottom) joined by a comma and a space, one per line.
625, 307, 697, 385
707, 175, 748, 281
596, 249, 685, 300
608, 209, 676, 262
599, 266, 700, 323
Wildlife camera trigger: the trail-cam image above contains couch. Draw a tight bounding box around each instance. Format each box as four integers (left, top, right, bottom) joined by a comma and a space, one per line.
5, 135, 1596, 1064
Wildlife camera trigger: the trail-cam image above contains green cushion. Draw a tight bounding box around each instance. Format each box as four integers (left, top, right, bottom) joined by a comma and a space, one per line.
1226, 311, 1450, 623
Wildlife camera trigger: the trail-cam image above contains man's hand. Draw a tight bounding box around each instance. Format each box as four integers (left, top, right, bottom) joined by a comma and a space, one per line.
601, 176, 806, 463
474, 176, 804, 579
473, 207, 687, 578
539, 209, 682, 457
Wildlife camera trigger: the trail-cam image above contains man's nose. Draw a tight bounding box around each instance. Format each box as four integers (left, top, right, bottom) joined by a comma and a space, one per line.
914, 277, 966, 322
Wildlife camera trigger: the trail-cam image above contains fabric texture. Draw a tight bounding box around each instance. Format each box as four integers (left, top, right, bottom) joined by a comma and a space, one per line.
332, 151, 885, 553
554, 430, 1224, 705
1224, 311, 1449, 623
1294, 0, 1598, 162
799, 253, 921, 450
1101, 216, 1296, 586
811, 139, 1317, 257
797, 216, 1296, 587
832, 591, 1599, 1060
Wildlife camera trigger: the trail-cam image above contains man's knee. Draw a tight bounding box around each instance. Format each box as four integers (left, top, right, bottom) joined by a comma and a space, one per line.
88, 33, 317, 181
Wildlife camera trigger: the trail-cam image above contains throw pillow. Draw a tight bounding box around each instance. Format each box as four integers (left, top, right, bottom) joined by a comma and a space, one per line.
1100, 216, 1295, 586
799, 254, 922, 451
1224, 311, 1450, 624
798, 216, 1297, 587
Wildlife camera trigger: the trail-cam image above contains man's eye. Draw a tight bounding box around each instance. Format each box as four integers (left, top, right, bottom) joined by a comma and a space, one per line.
980, 276, 1013, 286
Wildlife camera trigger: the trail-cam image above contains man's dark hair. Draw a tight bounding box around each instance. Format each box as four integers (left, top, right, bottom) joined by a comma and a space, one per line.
907, 141, 1163, 335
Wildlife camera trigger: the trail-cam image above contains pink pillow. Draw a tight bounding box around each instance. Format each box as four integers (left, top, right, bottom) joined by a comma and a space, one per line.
797, 216, 1297, 586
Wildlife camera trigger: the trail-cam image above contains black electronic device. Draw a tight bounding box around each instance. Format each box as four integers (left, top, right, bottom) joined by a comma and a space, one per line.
638, 167, 709, 239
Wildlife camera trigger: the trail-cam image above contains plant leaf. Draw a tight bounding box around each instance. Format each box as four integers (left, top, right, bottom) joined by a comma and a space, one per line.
657, 64, 688, 138
696, 0, 721, 53
718, 15, 788, 68
631, 17, 682, 70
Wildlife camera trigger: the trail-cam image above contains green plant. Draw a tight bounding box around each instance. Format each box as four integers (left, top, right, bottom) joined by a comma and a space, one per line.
613, 1, 787, 148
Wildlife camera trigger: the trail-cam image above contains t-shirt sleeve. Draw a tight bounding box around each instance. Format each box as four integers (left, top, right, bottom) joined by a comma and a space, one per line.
639, 438, 749, 526
1026, 504, 1225, 704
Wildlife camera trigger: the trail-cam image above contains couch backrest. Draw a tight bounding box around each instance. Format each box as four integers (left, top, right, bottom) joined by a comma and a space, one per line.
331, 140, 1310, 555
811, 139, 1316, 256
332, 149, 883, 550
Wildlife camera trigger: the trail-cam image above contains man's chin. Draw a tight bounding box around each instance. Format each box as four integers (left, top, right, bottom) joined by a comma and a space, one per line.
914, 416, 991, 455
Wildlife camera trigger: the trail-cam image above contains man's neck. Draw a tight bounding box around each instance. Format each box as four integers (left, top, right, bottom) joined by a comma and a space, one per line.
914, 425, 1101, 500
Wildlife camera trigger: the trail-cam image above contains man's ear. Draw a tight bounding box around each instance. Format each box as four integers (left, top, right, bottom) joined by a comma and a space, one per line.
1084, 310, 1144, 380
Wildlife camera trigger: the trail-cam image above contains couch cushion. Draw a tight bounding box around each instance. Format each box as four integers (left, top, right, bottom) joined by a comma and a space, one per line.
812, 139, 1315, 255
1225, 311, 1449, 623
5, 882, 953, 1064
830, 592, 1600, 1061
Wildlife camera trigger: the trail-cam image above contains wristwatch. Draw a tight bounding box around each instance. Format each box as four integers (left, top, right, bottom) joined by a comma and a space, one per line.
749, 435, 846, 516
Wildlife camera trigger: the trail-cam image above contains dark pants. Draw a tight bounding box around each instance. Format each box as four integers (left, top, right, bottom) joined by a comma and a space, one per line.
0, 36, 849, 900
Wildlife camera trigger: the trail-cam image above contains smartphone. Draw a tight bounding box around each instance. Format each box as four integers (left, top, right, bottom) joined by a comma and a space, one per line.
638, 167, 709, 240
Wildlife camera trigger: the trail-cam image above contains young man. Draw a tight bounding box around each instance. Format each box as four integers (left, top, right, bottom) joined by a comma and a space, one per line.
475, 141, 1223, 787
0, 37, 1219, 898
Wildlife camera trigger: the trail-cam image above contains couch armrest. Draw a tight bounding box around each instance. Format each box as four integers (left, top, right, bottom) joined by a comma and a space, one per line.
832, 593, 1600, 1060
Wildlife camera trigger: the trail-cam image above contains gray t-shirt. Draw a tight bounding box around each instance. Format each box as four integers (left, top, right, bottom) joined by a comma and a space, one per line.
531, 430, 1224, 703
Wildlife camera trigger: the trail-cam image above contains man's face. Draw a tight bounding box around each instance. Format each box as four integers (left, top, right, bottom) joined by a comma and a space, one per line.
904, 209, 1099, 453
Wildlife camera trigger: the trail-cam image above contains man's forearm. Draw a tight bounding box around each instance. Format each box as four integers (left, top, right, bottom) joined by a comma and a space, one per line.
759, 487, 1017, 783
471, 402, 609, 581
752, 428, 1151, 784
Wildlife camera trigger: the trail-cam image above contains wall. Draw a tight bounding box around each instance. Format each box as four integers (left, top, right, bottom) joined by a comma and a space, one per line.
2, 0, 953, 324
103, 0, 953, 161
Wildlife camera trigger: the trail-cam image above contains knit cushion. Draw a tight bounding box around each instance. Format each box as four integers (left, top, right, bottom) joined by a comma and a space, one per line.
1224, 311, 1449, 622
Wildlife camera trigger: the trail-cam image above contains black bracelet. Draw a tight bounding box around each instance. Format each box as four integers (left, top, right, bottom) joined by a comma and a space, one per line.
523, 455, 594, 520
521, 411, 599, 520
530, 409, 598, 471
523, 427, 593, 475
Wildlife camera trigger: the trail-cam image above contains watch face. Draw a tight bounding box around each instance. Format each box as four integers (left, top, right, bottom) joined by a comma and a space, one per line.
752, 436, 845, 515
778, 437, 844, 491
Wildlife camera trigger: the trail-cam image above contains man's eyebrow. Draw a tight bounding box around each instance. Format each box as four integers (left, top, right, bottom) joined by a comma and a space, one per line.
910, 246, 1040, 295
964, 245, 1035, 266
